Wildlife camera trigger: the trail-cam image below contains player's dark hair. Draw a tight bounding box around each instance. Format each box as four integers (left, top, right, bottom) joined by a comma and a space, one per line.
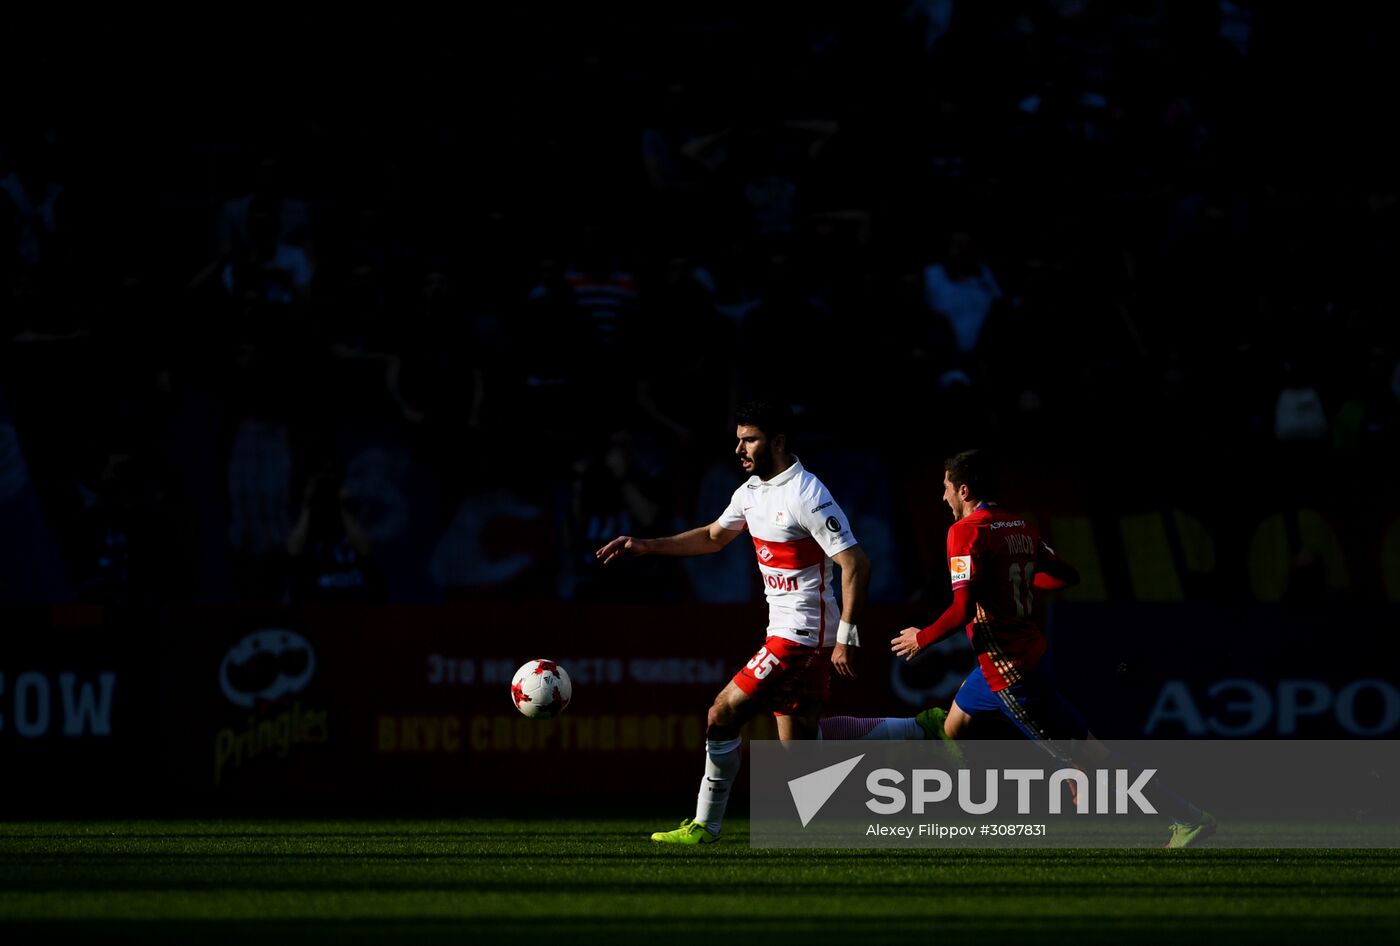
734, 400, 793, 444
945, 449, 999, 500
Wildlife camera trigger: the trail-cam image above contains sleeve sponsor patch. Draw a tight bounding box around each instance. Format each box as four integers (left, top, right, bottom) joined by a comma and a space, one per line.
949, 556, 972, 583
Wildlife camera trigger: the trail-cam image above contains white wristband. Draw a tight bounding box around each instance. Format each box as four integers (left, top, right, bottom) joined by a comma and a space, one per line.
837, 621, 859, 647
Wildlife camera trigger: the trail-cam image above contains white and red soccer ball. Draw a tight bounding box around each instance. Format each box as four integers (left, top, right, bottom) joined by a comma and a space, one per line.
510, 659, 572, 719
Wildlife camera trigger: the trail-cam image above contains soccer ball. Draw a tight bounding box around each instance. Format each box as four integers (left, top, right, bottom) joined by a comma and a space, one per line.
510, 659, 572, 719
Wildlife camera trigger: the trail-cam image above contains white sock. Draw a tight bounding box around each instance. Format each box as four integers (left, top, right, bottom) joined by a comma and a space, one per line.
694, 736, 742, 835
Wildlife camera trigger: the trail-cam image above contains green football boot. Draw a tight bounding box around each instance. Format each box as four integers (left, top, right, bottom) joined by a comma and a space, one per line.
915, 707, 968, 768
1164, 811, 1218, 849
650, 818, 720, 845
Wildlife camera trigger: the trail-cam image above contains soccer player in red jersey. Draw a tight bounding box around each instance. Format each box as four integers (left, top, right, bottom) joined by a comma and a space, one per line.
890, 448, 1084, 743
597, 402, 871, 844
824, 449, 1216, 847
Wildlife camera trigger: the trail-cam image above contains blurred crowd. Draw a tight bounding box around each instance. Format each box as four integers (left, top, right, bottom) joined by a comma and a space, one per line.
2, 4, 1398, 609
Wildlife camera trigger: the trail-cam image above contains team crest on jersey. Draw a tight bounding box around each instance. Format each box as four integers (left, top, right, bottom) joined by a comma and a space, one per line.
757, 545, 774, 562
950, 556, 972, 582
774, 510, 786, 525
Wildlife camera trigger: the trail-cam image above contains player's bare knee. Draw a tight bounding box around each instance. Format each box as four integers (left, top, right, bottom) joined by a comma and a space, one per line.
945, 702, 973, 739
707, 702, 736, 732
707, 691, 750, 737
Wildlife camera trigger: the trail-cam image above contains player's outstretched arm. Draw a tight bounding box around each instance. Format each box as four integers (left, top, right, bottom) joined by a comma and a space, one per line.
892, 585, 976, 660
595, 522, 743, 564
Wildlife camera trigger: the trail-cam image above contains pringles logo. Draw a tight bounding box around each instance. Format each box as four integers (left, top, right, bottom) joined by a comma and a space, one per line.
213, 629, 329, 786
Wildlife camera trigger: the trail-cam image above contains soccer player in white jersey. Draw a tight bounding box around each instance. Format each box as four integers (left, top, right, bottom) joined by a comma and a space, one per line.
596, 401, 871, 844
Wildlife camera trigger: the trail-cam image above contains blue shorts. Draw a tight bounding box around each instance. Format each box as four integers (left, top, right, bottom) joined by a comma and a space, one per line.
953, 663, 1089, 745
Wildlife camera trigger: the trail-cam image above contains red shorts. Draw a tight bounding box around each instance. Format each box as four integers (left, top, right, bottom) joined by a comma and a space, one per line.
732, 636, 830, 716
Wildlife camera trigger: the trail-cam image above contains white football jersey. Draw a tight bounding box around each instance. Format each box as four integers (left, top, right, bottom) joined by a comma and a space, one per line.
718, 458, 857, 647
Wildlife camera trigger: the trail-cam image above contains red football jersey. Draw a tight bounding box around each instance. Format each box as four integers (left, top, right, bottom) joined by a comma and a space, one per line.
946, 503, 1061, 690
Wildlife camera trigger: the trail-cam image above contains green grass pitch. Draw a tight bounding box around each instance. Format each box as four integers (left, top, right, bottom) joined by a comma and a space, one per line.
2, 819, 1398, 944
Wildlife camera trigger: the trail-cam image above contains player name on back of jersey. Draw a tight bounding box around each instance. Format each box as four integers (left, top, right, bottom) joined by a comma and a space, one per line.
1004, 534, 1034, 556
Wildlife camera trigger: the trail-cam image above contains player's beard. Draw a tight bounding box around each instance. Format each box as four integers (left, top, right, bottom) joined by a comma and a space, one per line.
746, 444, 776, 480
